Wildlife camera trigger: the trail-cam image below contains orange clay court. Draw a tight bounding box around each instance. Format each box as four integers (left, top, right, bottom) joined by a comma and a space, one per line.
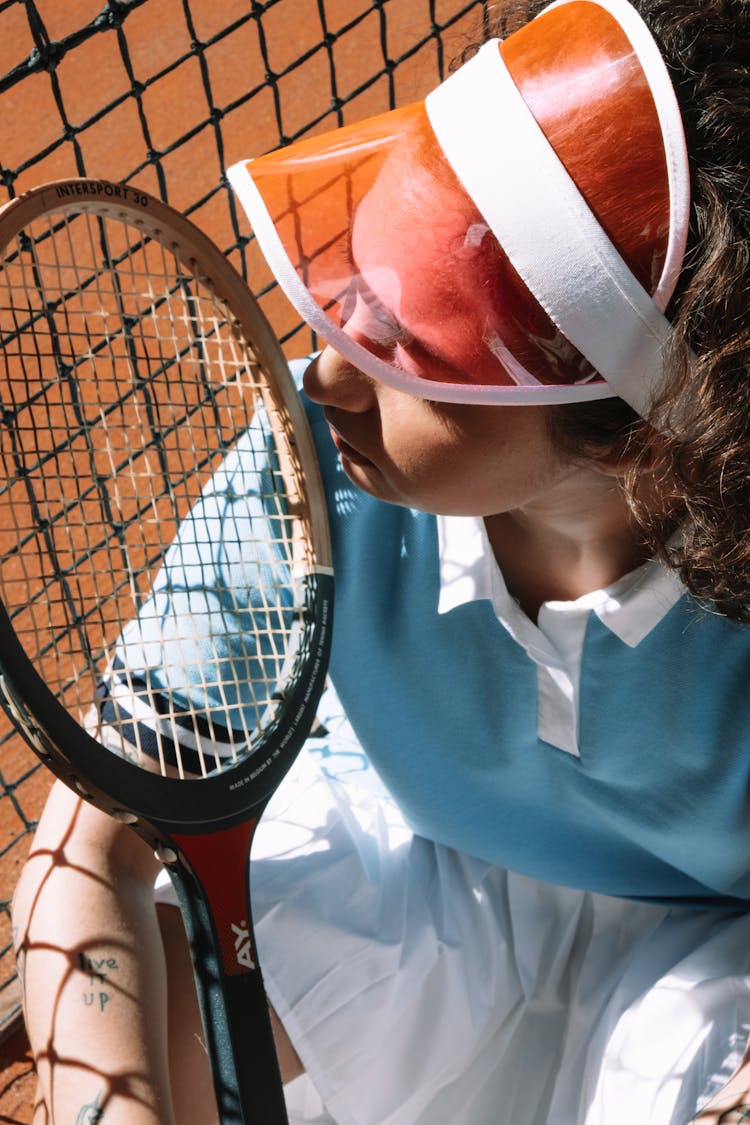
0, 0, 486, 1119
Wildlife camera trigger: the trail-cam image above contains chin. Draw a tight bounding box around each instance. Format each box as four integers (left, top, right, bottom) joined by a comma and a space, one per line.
338, 458, 405, 508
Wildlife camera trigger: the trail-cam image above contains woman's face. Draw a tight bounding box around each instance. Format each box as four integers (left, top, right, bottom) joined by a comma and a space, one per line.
303, 346, 593, 518
303, 138, 603, 518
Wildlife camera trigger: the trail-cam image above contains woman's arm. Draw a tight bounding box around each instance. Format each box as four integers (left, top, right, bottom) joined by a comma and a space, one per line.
12, 780, 179, 1125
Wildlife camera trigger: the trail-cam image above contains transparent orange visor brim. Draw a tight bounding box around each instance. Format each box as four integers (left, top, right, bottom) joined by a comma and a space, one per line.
228, 0, 689, 412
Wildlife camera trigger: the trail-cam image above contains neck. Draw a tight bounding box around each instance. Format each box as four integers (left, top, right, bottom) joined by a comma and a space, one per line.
484, 472, 649, 622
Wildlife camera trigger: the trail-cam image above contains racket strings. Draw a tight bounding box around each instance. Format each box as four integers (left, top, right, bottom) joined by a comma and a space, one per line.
0, 205, 312, 781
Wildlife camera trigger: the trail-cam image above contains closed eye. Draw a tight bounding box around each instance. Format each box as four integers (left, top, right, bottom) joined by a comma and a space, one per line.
342, 285, 412, 349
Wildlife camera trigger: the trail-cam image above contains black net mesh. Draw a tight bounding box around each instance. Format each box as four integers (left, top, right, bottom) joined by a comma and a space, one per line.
0, 0, 488, 1041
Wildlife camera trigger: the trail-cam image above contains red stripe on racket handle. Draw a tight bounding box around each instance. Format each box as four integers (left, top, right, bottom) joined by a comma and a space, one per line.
172, 821, 260, 976
165, 821, 289, 1123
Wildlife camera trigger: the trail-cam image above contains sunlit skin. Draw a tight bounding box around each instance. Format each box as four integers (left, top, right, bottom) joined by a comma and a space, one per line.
303, 134, 651, 616
303, 348, 650, 618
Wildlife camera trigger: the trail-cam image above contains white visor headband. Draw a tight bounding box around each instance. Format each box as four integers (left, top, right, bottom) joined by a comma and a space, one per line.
424, 0, 690, 418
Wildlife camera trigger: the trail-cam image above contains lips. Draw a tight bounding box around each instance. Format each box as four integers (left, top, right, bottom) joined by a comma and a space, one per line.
328, 425, 374, 467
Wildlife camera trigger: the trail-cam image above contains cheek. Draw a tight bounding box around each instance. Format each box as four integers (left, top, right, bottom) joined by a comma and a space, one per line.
366, 392, 562, 515
377, 409, 492, 509
381, 404, 457, 470
405, 417, 559, 514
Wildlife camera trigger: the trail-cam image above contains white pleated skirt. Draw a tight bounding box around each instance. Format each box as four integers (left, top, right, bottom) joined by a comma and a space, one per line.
156, 690, 750, 1124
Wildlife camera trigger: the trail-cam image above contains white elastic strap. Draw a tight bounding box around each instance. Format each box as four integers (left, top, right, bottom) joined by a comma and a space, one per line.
543, 0, 691, 311
425, 38, 676, 418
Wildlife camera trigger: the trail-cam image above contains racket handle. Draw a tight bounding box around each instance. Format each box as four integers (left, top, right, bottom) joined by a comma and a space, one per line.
166, 827, 290, 1125
204, 950, 289, 1125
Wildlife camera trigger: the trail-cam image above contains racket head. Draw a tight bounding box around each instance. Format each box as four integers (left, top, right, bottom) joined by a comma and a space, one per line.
0, 178, 333, 834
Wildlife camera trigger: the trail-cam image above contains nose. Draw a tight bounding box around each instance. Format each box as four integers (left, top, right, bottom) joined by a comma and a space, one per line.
303, 346, 377, 414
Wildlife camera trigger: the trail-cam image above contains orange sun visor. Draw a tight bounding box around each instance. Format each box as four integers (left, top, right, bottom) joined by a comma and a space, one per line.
228, 0, 690, 417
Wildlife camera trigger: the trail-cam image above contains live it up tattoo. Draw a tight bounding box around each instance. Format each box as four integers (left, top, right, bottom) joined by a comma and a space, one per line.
79, 951, 118, 1014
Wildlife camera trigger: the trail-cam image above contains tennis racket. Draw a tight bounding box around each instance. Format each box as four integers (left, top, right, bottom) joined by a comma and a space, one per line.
0, 178, 333, 1124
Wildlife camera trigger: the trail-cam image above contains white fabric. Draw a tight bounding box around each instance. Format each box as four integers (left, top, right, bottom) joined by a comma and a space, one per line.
154, 686, 750, 1123
250, 690, 750, 1125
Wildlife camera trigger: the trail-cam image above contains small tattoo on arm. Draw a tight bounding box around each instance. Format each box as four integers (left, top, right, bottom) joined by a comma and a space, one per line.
79, 951, 118, 1013
75, 1090, 104, 1123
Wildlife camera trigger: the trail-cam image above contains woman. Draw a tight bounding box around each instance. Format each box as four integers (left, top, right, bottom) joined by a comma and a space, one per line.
13, 0, 750, 1121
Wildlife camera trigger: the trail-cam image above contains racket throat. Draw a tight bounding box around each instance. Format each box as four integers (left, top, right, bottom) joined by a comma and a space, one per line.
170, 819, 260, 976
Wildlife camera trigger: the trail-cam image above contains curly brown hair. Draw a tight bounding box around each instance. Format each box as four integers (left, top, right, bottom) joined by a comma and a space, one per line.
470, 0, 750, 621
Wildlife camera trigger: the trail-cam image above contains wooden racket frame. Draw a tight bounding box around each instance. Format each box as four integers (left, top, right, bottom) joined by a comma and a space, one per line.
0, 178, 334, 1124
0, 179, 333, 829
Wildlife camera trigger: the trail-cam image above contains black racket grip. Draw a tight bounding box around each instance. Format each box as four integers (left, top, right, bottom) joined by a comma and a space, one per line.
202, 954, 289, 1125
166, 830, 290, 1125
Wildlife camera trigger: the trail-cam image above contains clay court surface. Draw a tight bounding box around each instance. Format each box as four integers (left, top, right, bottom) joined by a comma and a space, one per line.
0, 0, 485, 1118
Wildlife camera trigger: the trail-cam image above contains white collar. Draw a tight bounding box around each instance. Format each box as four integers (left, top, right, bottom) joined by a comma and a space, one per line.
437, 513, 685, 649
